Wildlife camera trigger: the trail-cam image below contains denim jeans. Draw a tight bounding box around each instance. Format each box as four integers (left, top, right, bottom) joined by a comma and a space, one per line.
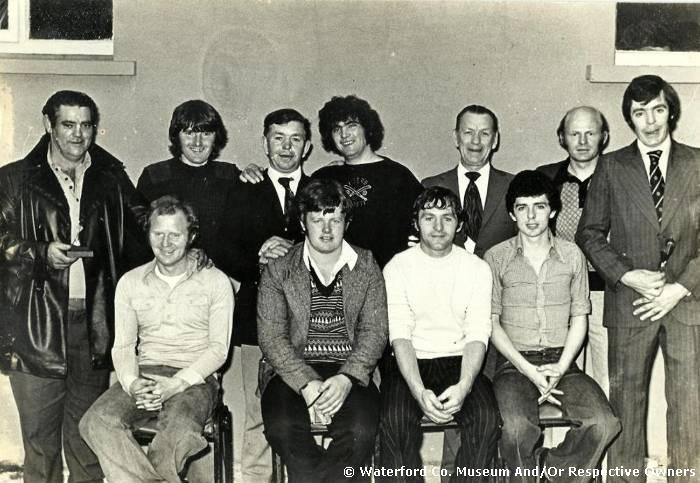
493, 349, 620, 483
79, 365, 217, 483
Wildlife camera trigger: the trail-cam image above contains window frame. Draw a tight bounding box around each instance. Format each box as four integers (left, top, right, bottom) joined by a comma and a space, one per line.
0, 0, 113, 56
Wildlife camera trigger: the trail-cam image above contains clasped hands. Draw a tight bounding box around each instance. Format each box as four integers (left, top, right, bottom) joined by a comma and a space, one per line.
301, 375, 352, 425
623, 269, 688, 321
525, 362, 564, 406
129, 374, 189, 412
416, 380, 471, 424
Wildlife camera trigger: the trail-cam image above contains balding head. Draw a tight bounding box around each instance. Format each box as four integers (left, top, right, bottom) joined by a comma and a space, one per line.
557, 106, 609, 164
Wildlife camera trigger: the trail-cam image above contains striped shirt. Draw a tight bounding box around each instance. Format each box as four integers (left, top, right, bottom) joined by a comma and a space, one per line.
485, 233, 591, 351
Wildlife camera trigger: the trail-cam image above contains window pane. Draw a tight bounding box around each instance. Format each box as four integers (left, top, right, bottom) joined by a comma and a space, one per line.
0, 0, 8, 30
30, 0, 112, 40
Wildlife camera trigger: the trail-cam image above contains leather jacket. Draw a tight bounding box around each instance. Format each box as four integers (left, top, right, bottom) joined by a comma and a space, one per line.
0, 135, 147, 377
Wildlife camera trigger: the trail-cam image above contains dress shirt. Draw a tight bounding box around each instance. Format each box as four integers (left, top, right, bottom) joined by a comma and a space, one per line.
638, 135, 671, 181
47, 151, 91, 299
457, 162, 490, 253
112, 258, 234, 395
303, 239, 357, 285
384, 244, 492, 358
485, 232, 591, 352
268, 166, 302, 213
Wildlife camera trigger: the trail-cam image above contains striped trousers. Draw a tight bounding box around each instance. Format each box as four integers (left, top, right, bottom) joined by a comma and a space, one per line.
379, 356, 501, 482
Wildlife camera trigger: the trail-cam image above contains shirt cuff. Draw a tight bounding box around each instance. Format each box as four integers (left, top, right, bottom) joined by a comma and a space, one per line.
174, 368, 204, 387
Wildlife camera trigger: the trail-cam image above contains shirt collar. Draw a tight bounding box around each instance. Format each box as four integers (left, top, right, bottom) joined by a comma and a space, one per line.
457, 161, 491, 180
637, 134, 671, 157
268, 165, 302, 184
141, 256, 199, 284
302, 240, 358, 283
46, 149, 92, 178
513, 229, 565, 263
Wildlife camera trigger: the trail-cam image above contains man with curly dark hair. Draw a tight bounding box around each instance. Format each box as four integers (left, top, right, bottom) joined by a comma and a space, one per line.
313, 95, 423, 268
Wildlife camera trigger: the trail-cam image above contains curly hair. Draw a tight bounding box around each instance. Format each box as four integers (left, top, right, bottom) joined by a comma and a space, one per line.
318, 95, 384, 156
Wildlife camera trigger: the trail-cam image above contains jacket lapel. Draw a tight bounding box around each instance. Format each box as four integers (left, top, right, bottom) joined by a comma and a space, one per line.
617, 143, 659, 228
661, 141, 693, 231
288, 247, 311, 341
482, 168, 508, 227
341, 257, 362, 339
445, 167, 460, 197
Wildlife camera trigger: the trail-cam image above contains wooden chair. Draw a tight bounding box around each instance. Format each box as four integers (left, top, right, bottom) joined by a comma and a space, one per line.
132, 372, 233, 483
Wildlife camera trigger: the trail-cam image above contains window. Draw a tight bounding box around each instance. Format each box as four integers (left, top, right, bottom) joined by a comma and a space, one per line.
616, 2, 700, 67
0, 0, 113, 55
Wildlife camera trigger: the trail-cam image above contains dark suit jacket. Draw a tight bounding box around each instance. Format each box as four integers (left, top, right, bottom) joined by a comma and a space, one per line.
422, 165, 516, 257
257, 243, 388, 394
576, 141, 700, 327
218, 173, 309, 346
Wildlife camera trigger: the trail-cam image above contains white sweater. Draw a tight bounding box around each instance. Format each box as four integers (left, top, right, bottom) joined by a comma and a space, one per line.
383, 244, 492, 359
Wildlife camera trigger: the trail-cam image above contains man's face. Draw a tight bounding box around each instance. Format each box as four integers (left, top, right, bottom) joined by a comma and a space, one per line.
179, 129, 216, 165
417, 205, 461, 257
509, 194, 555, 239
148, 211, 190, 273
561, 108, 606, 164
454, 112, 498, 171
263, 121, 310, 173
303, 206, 346, 255
630, 92, 671, 148
331, 119, 369, 161
43, 105, 94, 164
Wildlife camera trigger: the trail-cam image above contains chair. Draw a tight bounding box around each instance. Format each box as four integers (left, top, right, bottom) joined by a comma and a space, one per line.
132, 371, 233, 483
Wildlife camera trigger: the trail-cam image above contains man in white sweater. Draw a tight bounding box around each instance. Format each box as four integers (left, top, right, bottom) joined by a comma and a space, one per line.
379, 186, 501, 483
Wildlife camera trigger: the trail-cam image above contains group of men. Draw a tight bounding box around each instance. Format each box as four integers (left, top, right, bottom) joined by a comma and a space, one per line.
0, 73, 698, 483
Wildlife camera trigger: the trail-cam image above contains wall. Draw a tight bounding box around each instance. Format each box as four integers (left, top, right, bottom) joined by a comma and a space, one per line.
2, 0, 695, 471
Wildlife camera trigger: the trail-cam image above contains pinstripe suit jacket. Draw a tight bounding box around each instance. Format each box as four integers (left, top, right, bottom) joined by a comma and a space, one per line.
576, 140, 700, 327
422, 165, 516, 258
257, 243, 388, 394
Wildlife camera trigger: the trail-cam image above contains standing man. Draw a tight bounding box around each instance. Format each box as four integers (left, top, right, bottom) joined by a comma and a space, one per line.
537, 106, 611, 394
80, 196, 233, 482
380, 187, 500, 482
422, 104, 516, 473
137, 99, 238, 268
0, 90, 147, 482
577, 75, 700, 480
218, 108, 312, 482
257, 178, 387, 483
422, 104, 516, 258
313, 95, 423, 268
488, 171, 619, 482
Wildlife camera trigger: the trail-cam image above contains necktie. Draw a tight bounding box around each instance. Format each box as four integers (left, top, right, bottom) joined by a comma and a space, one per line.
463, 171, 483, 241
278, 177, 295, 226
648, 150, 664, 223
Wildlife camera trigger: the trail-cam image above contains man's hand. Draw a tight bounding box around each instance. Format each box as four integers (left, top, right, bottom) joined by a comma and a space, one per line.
417, 389, 453, 424
621, 269, 666, 299
535, 363, 565, 405
239, 164, 266, 184
633, 282, 690, 321
188, 248, 213, 271
146, 374, 189, 403
47, 242, 79, 270
130, 377, 161, 411
258, 236, 293, 265
315, 374, 352, 418
437, 381, 471, 416
522, 363, 563, 406
301, 379, 330, 425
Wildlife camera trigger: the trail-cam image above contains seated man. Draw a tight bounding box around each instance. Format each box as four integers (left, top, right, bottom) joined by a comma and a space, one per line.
79, 196, 233, 482
485, 171, 619, 483
380, 186, 501, 483
257, 178, 388, 483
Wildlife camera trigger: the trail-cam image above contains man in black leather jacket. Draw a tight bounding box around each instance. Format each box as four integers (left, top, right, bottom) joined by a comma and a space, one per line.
0, 90, 147, 483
